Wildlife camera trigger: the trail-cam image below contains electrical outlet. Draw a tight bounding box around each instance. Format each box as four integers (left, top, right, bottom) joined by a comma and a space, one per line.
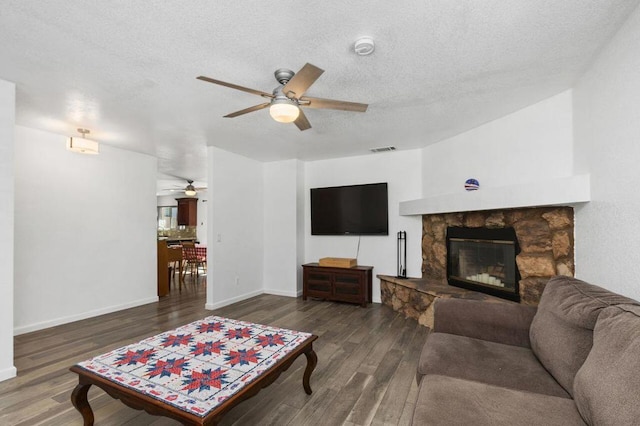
217, 233, 222, 242
235, 276, 239, 285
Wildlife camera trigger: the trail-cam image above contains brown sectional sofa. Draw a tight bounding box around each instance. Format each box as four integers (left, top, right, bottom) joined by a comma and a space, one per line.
413, 276, 640, 425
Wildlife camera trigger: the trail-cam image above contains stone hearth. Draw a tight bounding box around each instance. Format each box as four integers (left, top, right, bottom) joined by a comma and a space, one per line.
380, 206, 575, 327
379, 275, 506, 328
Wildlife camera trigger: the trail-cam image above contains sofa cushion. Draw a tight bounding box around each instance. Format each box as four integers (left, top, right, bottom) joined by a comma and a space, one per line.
573, 304, 640, 425
412, 375, 586, 426
529, 276, 638, 396
417, 332, 569, 398
433, 298, 537, 347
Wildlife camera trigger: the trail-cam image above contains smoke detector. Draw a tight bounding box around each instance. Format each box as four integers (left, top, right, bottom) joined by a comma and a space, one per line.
354, 37, 375, 56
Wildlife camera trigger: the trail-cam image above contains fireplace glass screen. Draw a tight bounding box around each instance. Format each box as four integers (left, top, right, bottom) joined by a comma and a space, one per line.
446, 227, 520, 302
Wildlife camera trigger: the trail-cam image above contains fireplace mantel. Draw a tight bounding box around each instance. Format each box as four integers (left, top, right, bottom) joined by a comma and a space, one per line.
399, 174, 590, 216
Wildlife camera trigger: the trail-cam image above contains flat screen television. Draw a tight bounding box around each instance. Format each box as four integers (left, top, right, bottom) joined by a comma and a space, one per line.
311, 182, 388, 235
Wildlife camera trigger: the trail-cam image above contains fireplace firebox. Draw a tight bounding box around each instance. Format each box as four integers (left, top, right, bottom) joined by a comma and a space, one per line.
446, 227, 520, 302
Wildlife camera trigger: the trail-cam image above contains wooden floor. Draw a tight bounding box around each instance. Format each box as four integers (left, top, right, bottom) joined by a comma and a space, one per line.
0, 278, 428, 425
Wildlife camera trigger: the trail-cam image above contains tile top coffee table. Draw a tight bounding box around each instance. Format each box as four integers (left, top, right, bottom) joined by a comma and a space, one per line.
70, 316, 318, 425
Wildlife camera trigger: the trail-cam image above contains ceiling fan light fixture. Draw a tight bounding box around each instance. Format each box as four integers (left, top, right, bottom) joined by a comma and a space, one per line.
184, 183, 197, 196
198, 63, 368, 130
269, 98, 300, 123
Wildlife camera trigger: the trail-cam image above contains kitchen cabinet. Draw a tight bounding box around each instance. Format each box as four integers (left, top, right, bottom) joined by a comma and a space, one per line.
176, 198, 198, 226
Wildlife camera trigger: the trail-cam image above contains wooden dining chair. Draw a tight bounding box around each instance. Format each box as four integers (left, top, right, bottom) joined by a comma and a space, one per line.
182, 242, 206, 281
166, 245, 184, 289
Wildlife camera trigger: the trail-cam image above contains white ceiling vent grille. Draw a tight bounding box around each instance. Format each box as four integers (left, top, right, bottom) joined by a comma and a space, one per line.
370, 146, 396, 153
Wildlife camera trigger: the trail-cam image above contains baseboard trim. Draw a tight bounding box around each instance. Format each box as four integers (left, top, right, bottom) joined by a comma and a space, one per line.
0, 366, 17, 382
14, 296, 160, 335
262, 288, 302, 298
205, 290, 264, 310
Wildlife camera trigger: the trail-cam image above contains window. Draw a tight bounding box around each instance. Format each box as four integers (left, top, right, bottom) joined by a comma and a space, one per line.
158, 206, 178, 231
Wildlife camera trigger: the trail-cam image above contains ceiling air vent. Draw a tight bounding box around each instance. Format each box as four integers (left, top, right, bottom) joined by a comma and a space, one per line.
370, 146, 396, 153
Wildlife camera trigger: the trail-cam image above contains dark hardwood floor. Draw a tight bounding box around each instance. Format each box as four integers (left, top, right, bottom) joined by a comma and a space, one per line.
0, 276, 427, 425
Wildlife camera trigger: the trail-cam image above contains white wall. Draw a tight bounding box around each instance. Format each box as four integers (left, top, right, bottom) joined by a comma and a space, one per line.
13, 126, 158, 334
197, 194, 208, 246
421, 90, 574, 196
573, 5, 640, 300
157, 195, 178, 207
206, 147, 264, 309
263, 160, 303, 297
296, 160, 305, 294
305, 150, 423, 302
0, 80, 16, 381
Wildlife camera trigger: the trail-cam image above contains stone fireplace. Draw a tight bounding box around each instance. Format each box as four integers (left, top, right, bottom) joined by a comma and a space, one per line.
381, 177, 586, 326
423, 206, 574, 305
380, 205, 575, 327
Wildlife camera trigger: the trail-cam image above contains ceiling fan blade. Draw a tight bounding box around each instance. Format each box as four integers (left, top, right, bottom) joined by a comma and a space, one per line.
224, 102, 271, 118
197, 76, 274, 98
282, 63, 324, 99
300, 96, 368, 112
294, 109, 312, 131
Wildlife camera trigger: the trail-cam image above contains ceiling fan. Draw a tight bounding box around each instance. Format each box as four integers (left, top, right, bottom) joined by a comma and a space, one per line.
197, 63, 368, 131
165, 180, 207, 196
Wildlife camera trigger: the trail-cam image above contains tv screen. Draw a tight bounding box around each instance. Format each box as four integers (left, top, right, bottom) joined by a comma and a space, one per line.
311, 183, 388, 235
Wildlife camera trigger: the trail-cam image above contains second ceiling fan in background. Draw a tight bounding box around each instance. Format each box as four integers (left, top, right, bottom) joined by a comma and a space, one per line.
163, 179, 206, 196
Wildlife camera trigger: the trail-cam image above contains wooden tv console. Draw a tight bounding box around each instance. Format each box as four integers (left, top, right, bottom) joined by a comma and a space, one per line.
302, 263, 373, 307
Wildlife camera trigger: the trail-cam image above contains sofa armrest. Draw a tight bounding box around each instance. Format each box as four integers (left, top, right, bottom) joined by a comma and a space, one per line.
433, 298, 537, 348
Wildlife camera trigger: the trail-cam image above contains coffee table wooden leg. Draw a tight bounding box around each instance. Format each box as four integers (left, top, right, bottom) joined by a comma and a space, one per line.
302, 346, 318, 395
71, 382, 95, 426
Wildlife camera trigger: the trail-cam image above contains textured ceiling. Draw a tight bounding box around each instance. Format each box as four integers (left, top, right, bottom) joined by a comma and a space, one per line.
1, 1, 638, 186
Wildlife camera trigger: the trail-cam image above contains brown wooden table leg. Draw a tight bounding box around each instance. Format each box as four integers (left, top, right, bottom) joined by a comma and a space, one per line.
71, 381, 95, 426
302, 345, 318, 395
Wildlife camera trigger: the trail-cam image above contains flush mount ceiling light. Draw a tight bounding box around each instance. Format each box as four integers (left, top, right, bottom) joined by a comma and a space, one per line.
354, 37, 375, 56
67, 128, 99, 155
